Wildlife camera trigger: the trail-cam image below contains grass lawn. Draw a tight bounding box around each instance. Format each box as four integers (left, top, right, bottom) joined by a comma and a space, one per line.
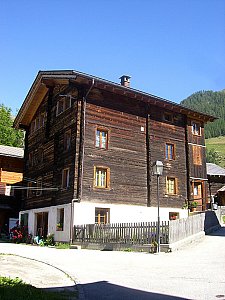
0, 276, 77, 300
206, 136, 225, 167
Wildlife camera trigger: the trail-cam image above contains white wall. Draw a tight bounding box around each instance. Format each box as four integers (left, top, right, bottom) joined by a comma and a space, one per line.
20, 202, 188, 242
19, 203, 71, 242
73, 201, 188, 225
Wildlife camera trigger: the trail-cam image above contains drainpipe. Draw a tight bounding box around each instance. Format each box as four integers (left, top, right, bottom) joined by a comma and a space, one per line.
70, 79, 95, 244
70, 198, 78, 244
77, 79, 95, 201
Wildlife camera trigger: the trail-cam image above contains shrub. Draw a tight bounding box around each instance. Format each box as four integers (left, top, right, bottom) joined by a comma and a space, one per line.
10, 225, 32, 244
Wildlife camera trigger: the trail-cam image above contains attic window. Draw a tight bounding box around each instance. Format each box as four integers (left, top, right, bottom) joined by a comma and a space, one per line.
164, 112, 174, 123
192, 121, 201, 136
30, 113, 46, 134
56, 97, 71, 116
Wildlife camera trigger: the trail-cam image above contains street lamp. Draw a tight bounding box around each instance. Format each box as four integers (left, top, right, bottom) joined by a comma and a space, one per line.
153, 160, 163, 253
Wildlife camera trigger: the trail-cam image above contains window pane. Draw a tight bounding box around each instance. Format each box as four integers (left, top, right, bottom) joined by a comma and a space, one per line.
64, 131, 71, 150
95, 168, 107, 188
95, 208, 110, 224
96, 129, 108, 149
96, 130, 100, 147
64, 98, 71, 110
57, 100, 64, 115
62, 169, 69, 188
101, 132, 107, 148
166, 144, 169, 159
167, 178, 176, 194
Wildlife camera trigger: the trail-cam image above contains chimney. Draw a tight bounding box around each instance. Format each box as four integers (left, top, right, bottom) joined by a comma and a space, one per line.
120, 75, 131, 87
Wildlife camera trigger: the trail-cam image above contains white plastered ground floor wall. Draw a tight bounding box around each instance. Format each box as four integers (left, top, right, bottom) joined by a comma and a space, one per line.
20, 202, 189, 242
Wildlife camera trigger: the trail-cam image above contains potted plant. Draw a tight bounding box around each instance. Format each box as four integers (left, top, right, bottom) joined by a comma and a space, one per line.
56, 223, 63, 231
190, 201, 198, 212
150, 240, 158, 253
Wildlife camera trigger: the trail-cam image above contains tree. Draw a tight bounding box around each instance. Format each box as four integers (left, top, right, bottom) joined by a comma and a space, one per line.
206, 148, 221, 165
0, 104, 24, 147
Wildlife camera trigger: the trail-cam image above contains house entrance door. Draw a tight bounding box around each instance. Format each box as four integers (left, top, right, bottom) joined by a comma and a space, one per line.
193, 181, 203, 210
36, 212, 48, 238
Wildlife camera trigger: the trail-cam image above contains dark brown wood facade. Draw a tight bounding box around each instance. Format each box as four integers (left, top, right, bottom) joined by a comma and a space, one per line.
15, 71, 215, 212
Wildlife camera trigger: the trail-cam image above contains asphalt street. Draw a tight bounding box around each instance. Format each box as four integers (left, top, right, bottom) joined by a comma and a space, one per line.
0, 227, 225, 300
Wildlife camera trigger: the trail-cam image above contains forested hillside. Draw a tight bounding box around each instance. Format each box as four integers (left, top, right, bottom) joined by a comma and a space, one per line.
180, 90, 225, 138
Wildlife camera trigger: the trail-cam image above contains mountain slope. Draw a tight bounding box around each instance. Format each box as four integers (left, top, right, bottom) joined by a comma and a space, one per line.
180, 90, 225, 138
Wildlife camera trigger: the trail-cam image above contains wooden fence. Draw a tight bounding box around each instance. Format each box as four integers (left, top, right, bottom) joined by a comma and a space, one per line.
73, 221, 169, 245
169, 210, 221, 244
169, 213, 205, 244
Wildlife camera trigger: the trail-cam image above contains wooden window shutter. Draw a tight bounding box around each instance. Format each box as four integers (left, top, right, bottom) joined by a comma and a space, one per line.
193, 145, 202, 165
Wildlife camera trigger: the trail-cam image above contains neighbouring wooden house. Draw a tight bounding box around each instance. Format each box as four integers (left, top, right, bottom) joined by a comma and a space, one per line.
14, 70, 215, 242
0, 145, 24, 235
207, 163, 225, 206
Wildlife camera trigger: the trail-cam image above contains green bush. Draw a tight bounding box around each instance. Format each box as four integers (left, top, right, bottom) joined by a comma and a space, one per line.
0, 276, 76, 299
55, 242, 70, 249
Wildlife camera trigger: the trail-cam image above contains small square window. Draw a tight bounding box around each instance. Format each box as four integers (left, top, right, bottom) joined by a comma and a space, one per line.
192, 122, 201, 136
56, 97, 71, 116
96, 129, 108, 149
166, 177, 177, 195
169, 212, 179, 220
165, 143, 175, 160
62, 168, 70, 189
94, 167, 110, 189
164, 112, 173, 123
95, 208, 110, 224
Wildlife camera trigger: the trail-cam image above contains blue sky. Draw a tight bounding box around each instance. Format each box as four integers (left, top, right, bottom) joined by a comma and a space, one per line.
1, 0, 224, 115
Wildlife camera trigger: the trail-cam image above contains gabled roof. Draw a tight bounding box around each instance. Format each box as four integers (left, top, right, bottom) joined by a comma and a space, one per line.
206, 163, 225, 176
14, 70, 217, 128
0, 145, 24, 159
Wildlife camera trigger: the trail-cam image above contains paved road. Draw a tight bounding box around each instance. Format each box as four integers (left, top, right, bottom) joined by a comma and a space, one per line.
1, 228, 225, 300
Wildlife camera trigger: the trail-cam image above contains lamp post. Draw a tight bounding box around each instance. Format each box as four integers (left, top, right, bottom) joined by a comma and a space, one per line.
153, 160, 163, 253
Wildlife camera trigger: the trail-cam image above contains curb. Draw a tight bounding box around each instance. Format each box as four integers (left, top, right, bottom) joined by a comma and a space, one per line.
0, 253, 85, 300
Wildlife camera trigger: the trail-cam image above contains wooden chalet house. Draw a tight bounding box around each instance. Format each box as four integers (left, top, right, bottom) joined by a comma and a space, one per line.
14, 70, 215, 242
0, 145, 24, 235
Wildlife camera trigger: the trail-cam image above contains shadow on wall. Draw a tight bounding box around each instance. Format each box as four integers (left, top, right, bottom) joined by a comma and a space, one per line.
204, 210, 221, 234
76, 281, 189, 300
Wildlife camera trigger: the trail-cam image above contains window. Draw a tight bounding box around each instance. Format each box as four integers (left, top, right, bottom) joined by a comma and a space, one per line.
27, 182, 33, 198
30, 113, 46, 134
165, 143, 175, 160
96, 129, 108, 149
192, 121, 201, 136
169, 212, 179, 220
192, 145, 202, 165
36, 178, 42, 196
95, 208, 110, 224
56, 208, 64, 231
94, 167, 110, 189
57, 99, 64, 115
62, 168, 70, 189
166, 177, 177, 195
64, 130, 71, 151
20, 213, 28, 227
164, 112, 173, 123
56, 97, 71, 116
193, 182, 202, 196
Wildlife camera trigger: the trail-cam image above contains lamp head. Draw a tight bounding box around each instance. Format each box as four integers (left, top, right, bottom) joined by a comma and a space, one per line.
153, 160, 163, 176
